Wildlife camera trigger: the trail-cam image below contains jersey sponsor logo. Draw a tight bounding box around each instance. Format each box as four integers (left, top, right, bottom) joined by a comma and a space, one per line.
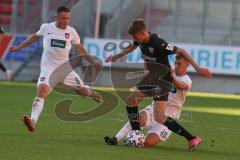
65, 33, 70, 39
142, 54, 157, 62
166, 43, 174, 51
51, 39, 66, 48
47, 32, 53, 35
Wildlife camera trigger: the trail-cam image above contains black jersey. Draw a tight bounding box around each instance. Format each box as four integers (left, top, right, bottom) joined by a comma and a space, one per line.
133, 33, 177, 70
133, 33, 177, 101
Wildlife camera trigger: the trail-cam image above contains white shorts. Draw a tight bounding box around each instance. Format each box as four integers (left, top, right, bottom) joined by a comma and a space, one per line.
147, 123, 172, 141
37, 68, 84, 90
141, 106, 172, 141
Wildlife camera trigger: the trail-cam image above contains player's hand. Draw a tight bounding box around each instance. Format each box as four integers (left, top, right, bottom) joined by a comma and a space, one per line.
105, 55, 115, 63
196, 68, 212, 78
9, 45, 21, 52
181, 83, 189, 90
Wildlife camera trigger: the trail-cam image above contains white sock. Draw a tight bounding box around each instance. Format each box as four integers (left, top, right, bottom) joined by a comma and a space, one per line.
30, 97, 44, 124
115, 122, 132, 141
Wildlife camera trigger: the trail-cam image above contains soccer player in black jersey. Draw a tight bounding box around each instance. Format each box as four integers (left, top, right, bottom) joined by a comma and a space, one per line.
105, 18, 212, 151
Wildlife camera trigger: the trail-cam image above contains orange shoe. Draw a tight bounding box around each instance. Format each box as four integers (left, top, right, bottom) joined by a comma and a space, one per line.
23, 115, 35, 132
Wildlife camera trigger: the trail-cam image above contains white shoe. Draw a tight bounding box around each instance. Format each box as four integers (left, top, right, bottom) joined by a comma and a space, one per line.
6, 70, 12, 81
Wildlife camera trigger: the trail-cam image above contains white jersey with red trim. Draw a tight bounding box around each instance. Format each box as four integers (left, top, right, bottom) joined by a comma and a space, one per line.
36, 22, 80, 70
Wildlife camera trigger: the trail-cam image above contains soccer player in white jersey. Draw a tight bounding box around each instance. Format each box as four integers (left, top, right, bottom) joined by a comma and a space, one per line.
10, 6, 102, 132
105, 55, 201, 151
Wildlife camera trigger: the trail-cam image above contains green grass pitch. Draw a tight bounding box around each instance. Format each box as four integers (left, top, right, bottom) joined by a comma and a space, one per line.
0, 82, 239, 160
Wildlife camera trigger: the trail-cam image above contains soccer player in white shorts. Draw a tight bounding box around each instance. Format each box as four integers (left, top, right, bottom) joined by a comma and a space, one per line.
10, 6, 102, 132
105, 55, 200, 148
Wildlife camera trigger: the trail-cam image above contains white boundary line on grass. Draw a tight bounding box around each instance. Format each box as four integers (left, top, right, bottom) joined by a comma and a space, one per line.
1, 82, 240, 100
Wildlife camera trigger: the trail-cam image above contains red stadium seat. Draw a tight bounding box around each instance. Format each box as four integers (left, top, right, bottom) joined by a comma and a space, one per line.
0, 0, 24, 4
0, 15, 11, 24
0, 3, 24, 15
0, 3, 12, 14
0, 0, 13, 3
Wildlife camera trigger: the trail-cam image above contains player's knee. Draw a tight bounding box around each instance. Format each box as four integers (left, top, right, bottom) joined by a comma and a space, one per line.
154, 115, 166, 124
37, 86, 49, 98
125, 96, 136, 106
144, 141, 157, 147
139, 111, 147, 127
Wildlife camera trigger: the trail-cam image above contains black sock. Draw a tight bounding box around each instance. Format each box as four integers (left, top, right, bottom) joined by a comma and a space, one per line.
0, 62, 6, 72
164, 117, 195, 141
126, 106, 140, 130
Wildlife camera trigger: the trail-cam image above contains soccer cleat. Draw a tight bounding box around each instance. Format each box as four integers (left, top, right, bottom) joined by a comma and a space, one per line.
23, 115, 36, 132
189, 136, 202, 151
91, 90, 103, 103
104, 136, 117, 145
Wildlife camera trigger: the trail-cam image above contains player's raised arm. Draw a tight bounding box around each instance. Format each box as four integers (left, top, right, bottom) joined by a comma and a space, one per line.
10, 34, 39, 52
175, 48, 212, 78
75, 43, 102, 71
105, 44, 137, 63
10, 22, 47, 52
169, 65, 189, 90
172, 77, 189, 90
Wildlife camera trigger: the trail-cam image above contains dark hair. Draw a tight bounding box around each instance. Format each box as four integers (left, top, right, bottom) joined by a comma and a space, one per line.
57, 6, 70, 14
128, 18, 146, 35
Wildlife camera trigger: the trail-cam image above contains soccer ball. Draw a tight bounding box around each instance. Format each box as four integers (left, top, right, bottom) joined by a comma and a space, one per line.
126, 130, 145, 147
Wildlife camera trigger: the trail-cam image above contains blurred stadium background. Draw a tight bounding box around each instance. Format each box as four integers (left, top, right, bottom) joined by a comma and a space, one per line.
0, 0, 240, 94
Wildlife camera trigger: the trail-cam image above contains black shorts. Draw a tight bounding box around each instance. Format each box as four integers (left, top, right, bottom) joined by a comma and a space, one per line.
136, 72, 173, 101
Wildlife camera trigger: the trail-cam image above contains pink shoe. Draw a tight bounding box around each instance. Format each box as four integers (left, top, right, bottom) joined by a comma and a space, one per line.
189, 137, 202, 151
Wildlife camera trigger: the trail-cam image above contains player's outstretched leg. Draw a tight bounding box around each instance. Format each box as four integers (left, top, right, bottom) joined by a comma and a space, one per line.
125, 91, 146, 131
22, 84, 50, 132
77, 85, 103, 103
154, 101, 201, 151
89, 89, 102, 103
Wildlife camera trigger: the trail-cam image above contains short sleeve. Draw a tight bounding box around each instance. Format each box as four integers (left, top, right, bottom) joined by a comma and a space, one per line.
36, 23, 47, 37
181, 75, 192, 88
71, 28, 81, 45
153, 34, 177, 55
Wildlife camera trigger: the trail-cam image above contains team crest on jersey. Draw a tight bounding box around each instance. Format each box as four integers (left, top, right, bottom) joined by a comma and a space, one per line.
149, 47, 154, 54
166, 43, 174, 51
65, 33, 70, 39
